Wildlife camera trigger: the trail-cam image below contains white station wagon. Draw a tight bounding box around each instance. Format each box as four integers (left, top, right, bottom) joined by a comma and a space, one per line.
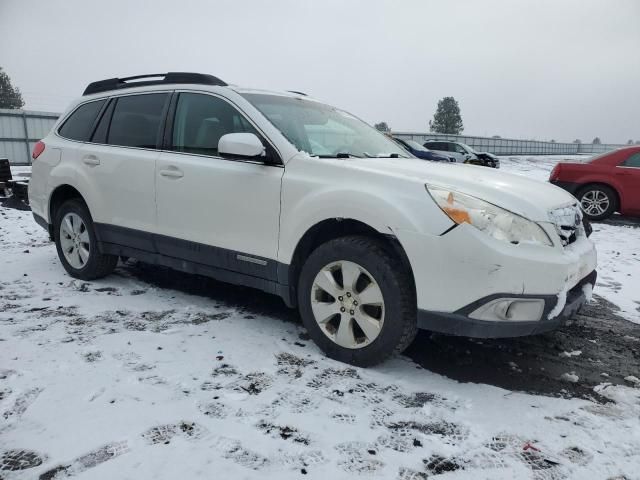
28, 72, 597, 366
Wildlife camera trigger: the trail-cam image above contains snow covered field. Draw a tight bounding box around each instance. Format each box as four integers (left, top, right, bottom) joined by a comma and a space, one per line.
1, 158, 639, 479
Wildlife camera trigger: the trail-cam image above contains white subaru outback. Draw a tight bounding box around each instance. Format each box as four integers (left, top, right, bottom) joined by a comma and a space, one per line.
28, 72, 597, 366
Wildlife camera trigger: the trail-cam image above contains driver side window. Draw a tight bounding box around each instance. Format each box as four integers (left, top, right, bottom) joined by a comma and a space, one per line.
622, 152, 640, 168
171, 93, 259, 157
454, 144, 467, 154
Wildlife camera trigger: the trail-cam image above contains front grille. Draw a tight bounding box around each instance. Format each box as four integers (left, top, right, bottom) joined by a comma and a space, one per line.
549, 204, 583, 247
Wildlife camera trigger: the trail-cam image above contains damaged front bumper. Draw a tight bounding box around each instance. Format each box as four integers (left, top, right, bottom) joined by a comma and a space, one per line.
394, 215, 597, 338
416, 270, 596, 338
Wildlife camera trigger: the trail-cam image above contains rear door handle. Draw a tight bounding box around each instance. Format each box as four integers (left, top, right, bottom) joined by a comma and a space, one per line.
159, 168, 184, 179
82, 155, 100, 166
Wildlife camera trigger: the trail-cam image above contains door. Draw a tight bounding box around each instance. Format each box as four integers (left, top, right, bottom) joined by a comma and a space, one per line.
616, 152, 640, 214
76, 93, 169, 245
426, 142, 449, 157
155, 92, 284, 279
453, 143, 472, 162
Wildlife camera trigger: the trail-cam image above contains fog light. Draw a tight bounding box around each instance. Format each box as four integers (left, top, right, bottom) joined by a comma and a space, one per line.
469, 298, 545, 322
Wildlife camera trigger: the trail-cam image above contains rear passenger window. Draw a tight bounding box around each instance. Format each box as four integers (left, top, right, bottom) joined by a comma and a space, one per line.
623, 152, 640, 168
171, 93, 260, 156
58, 100, 106, 141
91, 99, 115, 144
107, 94, 169, 148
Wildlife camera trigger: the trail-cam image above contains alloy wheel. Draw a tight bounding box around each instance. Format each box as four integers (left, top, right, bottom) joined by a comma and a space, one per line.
581, 190, 610, 217
310, 260, 385, 349
59, 212, 90, 269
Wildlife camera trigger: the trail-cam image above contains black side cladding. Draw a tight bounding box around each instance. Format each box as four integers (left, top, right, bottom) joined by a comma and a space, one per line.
83, 72, 227, 96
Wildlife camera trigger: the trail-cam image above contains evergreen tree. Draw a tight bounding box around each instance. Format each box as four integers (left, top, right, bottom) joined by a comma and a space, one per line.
374, 122, 390, 133
429, 97, 463, 134
592, 137, 601, 144
0, 67, 25, 109
628, 139, 634, 145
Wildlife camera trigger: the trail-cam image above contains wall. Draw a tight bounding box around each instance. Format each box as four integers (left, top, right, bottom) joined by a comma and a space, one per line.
0, 109, 59, 165
393, 132, 624, 156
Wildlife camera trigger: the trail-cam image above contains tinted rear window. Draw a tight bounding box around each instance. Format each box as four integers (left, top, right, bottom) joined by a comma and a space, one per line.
107, 94, 169, 148
58, 100, 106, 141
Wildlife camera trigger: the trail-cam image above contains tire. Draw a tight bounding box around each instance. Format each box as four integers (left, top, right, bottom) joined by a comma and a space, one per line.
297, 236, 417, 367
54, 198, 118, 280
578, 184, 617, 221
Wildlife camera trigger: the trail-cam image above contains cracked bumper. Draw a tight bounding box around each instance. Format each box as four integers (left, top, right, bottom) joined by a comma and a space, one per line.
394, 222, 597, 319
416, 270, 596, 337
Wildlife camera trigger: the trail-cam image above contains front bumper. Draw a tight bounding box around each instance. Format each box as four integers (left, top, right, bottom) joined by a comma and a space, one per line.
417, 270, 596, 337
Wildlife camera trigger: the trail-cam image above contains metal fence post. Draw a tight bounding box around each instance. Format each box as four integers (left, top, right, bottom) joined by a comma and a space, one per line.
21, 110, 31, 165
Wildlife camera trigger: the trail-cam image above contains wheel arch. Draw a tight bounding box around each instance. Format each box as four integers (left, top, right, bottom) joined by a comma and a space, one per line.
283, 218, 416, 308
48, 184, 88, 238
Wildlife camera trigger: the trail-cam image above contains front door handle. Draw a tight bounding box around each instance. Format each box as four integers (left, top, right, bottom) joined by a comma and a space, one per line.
82, 155, 100, 166
159, 168, 184, 179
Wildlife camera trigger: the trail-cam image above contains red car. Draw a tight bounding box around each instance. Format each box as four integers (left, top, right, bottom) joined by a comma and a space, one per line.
550, 146, 640, 220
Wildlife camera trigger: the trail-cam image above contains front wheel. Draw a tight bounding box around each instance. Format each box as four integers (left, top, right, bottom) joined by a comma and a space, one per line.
297, 236, 417, 367
54, 199, 118, 280
578, 185, 617, 221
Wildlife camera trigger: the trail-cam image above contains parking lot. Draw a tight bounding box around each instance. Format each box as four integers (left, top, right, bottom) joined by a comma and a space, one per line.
1, 156, 639, 479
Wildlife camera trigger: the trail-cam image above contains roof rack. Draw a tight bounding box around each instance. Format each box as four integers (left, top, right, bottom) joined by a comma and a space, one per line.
288, 90, 308, 96
83, 72, 227, 96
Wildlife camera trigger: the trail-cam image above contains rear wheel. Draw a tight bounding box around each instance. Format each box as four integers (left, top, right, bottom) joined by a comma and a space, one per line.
578, 185, 617, 221
54, 199, 118, 280
297, 236, 417, 367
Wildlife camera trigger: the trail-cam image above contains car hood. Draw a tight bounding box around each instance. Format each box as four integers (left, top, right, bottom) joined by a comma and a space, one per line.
346, 157, 576, 222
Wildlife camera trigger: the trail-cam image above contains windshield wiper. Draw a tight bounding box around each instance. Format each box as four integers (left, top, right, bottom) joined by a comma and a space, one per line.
364, 152, 406, 158
312, 153, 362, 159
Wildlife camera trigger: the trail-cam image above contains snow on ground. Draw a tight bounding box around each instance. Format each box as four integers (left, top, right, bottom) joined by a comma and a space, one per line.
1, 162, 640, 479
500, 155, 640, 324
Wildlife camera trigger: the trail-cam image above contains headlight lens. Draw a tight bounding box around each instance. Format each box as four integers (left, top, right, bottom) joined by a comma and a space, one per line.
426, 185, 553, 246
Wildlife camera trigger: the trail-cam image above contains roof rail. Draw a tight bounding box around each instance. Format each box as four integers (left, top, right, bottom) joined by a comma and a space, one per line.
83, 72, 227, 96
288, 90, 308, 96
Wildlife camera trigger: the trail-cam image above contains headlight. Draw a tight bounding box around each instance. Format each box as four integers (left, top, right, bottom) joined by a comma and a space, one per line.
426, 185, 553, 246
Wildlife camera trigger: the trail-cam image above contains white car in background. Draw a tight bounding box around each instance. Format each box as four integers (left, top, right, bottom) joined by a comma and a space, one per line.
28, 72, 597, 366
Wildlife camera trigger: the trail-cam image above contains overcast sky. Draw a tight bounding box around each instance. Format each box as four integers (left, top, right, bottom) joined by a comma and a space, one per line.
1, 0, 638, 143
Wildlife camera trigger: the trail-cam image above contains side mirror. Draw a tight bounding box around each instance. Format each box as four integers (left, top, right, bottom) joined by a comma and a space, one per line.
218, 133, 266, 159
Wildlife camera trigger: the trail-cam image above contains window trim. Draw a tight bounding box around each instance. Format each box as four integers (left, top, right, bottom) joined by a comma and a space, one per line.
165, 90, 283, 166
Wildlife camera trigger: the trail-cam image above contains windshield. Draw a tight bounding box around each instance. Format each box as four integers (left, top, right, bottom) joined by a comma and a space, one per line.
403, 139, 429, 151
240, 93, 409, 158
461, 143, 478, 154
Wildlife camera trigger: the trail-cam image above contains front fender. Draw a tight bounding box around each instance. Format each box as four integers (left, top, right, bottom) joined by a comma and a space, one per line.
277, 156, 453, 263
